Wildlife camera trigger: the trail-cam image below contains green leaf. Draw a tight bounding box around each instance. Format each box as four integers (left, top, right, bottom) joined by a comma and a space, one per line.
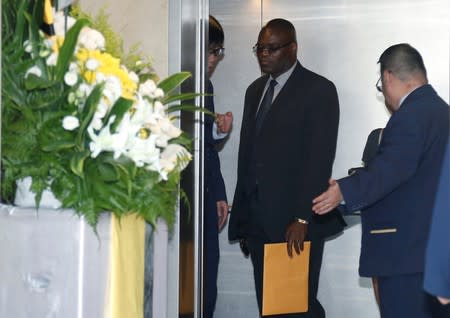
157, 71, 191, 95
76, 84, 104, 147
24, 73, 55, 90
42, 140, 77, 152
70, 150, 90, 177
97, 161, 120, 182
38, 113, 77, 151
107, 97, 133, 133
55, 19, 90, 80
23, 12, 48, 81
13, 0, 27, 45
31, 0, 45, 29
167, 104, 214, 116
160, 92, 204, 104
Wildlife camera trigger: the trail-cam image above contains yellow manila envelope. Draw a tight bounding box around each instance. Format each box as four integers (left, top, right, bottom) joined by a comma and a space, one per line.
262, 241, 310, 316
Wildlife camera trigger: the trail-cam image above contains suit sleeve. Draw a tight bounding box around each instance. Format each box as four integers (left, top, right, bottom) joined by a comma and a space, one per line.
205, 81, 223, 145
205, 80, 228, 203
424, 142, 450, 298
229, 86, 255, 240
338, 104, 425, 211
213, 171, 227, 202
295, 80, 339, 222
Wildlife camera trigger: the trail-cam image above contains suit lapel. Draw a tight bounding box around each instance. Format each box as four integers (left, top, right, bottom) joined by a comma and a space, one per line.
257, 64, 303, 130
244, 77, 268, 136
271, 63, 303, 108
250, 77, 269, 119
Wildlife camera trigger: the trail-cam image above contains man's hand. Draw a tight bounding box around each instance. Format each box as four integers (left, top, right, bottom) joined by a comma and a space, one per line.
437, 296, 450, 305
285, 221, 308, 257
216, 112, 233, 134
312, 179, 343, 215
217, 200, 229, 230
239, 238, 250, 257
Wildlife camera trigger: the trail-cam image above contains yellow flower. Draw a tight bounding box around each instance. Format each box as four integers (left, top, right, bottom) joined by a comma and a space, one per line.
75, 48, 137, 99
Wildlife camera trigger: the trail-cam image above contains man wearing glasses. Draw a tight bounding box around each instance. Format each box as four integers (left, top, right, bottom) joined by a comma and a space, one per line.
203, 15, 233, 318
229, 18, 345, 317
313, 44, 449, 318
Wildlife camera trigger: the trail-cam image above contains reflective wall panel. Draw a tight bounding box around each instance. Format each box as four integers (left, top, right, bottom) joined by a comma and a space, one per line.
210, 0, 449, 317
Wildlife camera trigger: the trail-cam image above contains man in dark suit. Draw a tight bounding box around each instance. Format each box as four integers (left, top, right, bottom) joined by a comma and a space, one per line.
204, 15, 233, 318
228, 18, 345, 317
313, 43, 449, 318
424, 141, 450, 317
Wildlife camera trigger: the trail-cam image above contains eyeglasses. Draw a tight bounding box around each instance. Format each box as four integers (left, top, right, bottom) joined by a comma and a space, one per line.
208, 46, 225, 57
376, 76, 382, 92
252, 42, 292, 55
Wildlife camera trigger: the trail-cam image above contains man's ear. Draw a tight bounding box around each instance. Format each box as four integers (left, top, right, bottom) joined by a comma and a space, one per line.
291, 42, 298, 54
383, 70, 393, 85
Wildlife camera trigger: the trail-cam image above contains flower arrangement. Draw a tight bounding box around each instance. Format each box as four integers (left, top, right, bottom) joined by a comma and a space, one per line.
1, 1, 197, 229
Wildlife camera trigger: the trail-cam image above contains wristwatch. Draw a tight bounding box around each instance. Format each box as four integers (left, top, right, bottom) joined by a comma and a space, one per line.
296, 218, 308, 224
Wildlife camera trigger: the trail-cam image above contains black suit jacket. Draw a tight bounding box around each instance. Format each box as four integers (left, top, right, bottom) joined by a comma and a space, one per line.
229, 62, 345, 242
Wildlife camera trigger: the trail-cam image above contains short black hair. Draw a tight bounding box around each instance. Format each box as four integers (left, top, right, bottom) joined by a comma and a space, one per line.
209, 15, 224, 46
378, 43, 427, 81
264, 18, 297, 43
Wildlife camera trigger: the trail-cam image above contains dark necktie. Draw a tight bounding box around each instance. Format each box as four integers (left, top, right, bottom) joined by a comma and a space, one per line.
255, 79, 277, 135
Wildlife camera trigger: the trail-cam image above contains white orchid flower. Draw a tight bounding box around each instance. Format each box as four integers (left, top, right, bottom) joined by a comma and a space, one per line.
155, 135, 170, 148
113, 113, 142, 159
153, 101, 166, 117
46, 52, 58, 66
153, 88, 165, 98
25, 66, 42, 78
159, 117, 182, 138
138, 79, 157, 97
159, 144, 192, 178
62, 116, 80, 131
23, 40, 32, 53
130, 97, 155, 126
88, 115, 130, 159
89, 117, 104, 131
148, 116, 181, 142
64, 71, 78, 86
95, 101, 109, 119
126, 134, 160, 168
102, 76, 122, 105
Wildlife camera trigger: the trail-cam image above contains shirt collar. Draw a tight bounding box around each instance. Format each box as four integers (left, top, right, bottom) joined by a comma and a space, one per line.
269, 61, 297, 87
398, 85, 425, 108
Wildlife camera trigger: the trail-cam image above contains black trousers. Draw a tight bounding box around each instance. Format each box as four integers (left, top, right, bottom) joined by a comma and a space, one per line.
246, 190, 326, 318
203, 194, 220, 318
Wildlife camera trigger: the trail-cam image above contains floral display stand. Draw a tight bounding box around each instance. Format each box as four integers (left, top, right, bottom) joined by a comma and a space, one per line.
0, 204, 151, 318
1, 3, 186, 317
